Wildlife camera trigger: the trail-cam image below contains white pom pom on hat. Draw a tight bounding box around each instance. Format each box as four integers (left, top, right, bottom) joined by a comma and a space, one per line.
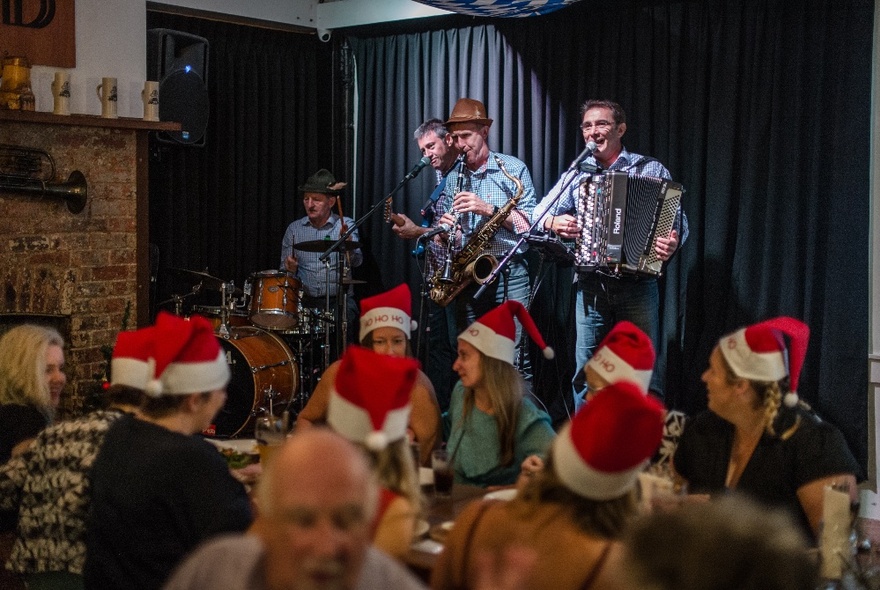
718, 316, 810, 408
359, 283, 416, 341
458, 300, 554, 365
553, 381, 665, 500
327, 345, 420, 449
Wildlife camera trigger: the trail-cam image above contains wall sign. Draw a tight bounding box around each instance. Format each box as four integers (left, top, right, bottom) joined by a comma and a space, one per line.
1, 0, 75, 67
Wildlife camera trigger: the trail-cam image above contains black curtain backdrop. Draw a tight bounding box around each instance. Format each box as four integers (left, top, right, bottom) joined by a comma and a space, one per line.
346, 0, 872, 468
145, 11, 339, 309
144, 0, 872, 469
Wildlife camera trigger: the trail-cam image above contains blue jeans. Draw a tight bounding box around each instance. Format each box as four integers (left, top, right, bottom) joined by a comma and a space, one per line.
572, 273, 661, 407
426, 257, 530, 412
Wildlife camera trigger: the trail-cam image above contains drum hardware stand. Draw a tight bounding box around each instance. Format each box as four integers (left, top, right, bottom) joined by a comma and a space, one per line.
217, 280, 237, 339
249, 358, 292, 373
321, 259, 333, 369
156, 283, 202, 317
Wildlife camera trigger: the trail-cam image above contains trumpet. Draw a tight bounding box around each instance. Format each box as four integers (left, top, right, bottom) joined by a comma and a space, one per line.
0, 144, 88, 214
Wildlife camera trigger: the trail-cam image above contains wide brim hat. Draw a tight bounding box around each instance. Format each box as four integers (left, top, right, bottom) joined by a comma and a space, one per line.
445, 98, 493, 127
298, 168, 347, 195
553, 382, 665, 500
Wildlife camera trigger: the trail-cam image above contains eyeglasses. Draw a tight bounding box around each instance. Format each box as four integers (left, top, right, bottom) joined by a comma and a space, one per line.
579, 120, 615, 132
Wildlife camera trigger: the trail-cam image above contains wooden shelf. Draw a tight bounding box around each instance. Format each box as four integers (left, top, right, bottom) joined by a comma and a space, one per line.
0, 109, 181, 131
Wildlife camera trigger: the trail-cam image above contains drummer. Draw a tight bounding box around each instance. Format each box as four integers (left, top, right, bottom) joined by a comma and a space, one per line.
280, 168, 362, 339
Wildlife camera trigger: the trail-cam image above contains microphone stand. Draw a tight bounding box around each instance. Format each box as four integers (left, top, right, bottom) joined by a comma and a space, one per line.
473, 161, 594, 301
319, 173, 419, 265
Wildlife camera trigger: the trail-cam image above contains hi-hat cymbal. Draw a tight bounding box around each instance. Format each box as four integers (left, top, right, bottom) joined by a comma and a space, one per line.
294, 240, 363, 253
341, 278, 367, 285
166, 267, 225, 291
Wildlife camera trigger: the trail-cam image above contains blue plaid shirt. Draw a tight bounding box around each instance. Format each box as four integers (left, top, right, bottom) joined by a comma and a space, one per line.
427, 151, 536, 275
280, 213, 363, 297
532, 147, 688, 245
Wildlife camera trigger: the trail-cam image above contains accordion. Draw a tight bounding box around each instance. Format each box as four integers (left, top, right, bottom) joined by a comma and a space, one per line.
574, 171, 684, 276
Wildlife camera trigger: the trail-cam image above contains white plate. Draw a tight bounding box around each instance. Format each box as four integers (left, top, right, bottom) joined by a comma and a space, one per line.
483, 488, 517, 501
419, 467, 435, 485
205, 438, 259, 455
414, 519, 430, 537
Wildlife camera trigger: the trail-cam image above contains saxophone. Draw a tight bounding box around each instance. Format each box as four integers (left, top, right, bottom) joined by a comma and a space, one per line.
429, 155, 524, 307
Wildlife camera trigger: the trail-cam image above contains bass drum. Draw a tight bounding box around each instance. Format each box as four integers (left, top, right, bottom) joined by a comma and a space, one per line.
209, 326, 298, 438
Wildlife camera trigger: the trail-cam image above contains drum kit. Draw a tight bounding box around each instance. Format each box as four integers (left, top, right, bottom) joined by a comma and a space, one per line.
160, 246, 358, 438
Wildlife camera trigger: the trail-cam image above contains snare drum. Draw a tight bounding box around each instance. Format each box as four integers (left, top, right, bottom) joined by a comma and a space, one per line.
207, 326, 298, 438
249, 271, 300, 331
192, 305, 249, 332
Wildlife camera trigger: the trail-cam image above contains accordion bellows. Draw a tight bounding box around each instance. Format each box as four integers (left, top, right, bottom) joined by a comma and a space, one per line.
575, 172, 684, 276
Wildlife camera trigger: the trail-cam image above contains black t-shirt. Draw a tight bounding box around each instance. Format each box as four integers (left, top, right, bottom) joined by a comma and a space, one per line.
84, 414, 253, 590
675, 407, 862, 539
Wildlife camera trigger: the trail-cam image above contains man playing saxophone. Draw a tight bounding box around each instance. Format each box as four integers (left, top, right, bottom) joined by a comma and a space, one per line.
429, 98, 537, 409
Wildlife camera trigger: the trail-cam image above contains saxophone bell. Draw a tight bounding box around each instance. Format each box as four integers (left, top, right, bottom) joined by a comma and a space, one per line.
468, 254, 498, 285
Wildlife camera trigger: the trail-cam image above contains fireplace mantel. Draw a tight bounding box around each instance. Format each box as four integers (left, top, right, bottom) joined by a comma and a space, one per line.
0, 109, 181, 132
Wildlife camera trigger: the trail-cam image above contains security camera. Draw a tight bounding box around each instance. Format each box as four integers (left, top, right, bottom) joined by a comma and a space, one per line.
317, 28, 331, 43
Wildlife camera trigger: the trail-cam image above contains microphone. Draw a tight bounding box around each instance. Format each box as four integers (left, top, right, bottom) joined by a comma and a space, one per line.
403, 155, 432, 182
568, 141, 598, 170
417, 223, 452, 242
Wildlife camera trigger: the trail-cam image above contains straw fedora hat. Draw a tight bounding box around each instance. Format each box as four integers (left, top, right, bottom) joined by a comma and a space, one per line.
445, 98, 493, 127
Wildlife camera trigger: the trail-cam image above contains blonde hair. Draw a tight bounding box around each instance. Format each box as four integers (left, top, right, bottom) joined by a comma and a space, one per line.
0, 324, 64, 420
719, 351, 785, 436
365, 437, 422, 514
460, 351, 527, 467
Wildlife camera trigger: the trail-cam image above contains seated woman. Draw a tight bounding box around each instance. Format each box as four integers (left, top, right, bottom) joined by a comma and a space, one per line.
327, 344, 423, 560
445, 301, 556, 487
433, 382, 665, 590
298, 284, 440, 465
0, 324, 67, 462
674, 317, 862, 540
518, 320, 657, 483
0, 326, 150, 590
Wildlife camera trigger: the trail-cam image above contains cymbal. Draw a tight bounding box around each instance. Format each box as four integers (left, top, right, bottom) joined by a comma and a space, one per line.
294, 240, 363, 253
341, 278, 367, 285
166, 267, 225, 291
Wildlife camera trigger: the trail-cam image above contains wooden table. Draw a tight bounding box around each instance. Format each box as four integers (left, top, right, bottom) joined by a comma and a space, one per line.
405, 484, 488, 581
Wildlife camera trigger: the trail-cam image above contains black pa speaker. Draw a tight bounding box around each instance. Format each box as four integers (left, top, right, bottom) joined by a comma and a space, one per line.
147, 28, 210, 146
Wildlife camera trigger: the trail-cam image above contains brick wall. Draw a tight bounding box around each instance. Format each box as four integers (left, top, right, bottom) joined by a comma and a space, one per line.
0, 122, 139, 417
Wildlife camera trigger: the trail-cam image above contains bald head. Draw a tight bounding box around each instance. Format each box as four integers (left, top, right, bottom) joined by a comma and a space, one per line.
257, 428, 378, 590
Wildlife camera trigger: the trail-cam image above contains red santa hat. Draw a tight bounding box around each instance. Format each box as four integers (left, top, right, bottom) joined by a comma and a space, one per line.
458, 301, 554, 365
144, 311, 230, 397
110, 326, 156, 389
327, 345, 421, 451
359, 283, 417, 342
719, 316, 809, 408
553, 381, 665, 500
586, 321, 655, 392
